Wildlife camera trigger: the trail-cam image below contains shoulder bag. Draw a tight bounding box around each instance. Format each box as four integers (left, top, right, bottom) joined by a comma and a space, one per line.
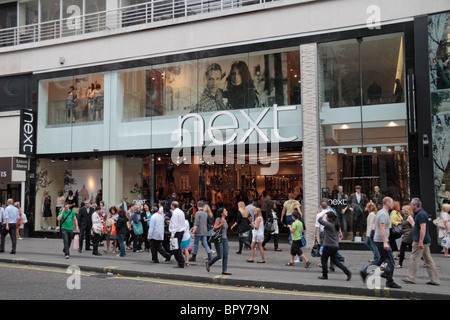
433, 217, 446, 229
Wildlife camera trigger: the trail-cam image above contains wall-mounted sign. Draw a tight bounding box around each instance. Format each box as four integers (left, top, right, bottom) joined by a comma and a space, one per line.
0, 158, 12, 183
20, 109, 37, 155
13, 157, 28, 171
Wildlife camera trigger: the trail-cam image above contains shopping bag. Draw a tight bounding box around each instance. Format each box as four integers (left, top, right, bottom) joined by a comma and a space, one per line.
441, 234, 450, 249
170, 237, 179, 250
73, 235, 79, 250
311, 239, 321, 257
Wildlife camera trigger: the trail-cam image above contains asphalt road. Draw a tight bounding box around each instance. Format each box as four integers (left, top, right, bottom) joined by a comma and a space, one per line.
0, 262, 394, 303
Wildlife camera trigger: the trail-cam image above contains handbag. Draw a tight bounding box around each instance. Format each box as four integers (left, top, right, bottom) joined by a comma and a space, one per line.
210, 229, 222, 243
300, 235, 307, 248
311, 239, 320, 257
391, 223, 402, 235
433, 217, 446, 229
132, 221, 143, 235
264, 219, 275, 233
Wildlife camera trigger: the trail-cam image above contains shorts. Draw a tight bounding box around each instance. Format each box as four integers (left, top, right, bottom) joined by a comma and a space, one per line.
180, 239, 190, 249
252, 230, 264, 243
290, 239, 304, 256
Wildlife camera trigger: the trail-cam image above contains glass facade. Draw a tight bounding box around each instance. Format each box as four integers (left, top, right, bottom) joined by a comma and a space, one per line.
38, 46, 302, 154
319, 33, 409, 240
429, 13, 450, 218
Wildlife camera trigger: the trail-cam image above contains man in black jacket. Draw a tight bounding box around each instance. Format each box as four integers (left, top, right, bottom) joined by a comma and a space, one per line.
78, 200, 94, 252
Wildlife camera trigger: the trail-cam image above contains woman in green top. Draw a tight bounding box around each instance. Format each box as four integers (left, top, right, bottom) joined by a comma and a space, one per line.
286, 211, 311, 268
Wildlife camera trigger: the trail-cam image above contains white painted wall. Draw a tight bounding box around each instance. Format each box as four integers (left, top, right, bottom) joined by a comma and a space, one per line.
1, 0, 449, 76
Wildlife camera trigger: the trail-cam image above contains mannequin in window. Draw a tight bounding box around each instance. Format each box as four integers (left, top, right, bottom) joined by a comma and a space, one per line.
393, 78, 403, 103
66, 86, 77, 123
41, 190, 52, 230
367, 82, 382, 105
93, 83, 104, 121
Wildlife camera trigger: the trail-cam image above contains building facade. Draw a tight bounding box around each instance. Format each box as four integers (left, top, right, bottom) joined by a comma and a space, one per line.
1, 0, 449, 250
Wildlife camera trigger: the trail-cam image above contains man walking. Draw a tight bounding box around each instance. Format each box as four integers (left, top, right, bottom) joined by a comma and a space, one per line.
148, 206, 171, 263
360, 197, 402, 289
190, 201, 212, 262
0, 199, 20, 254
78, 200, 94, 252
169, 201, 186, 268
57, 203, 79, 259
402, 198, 440, 286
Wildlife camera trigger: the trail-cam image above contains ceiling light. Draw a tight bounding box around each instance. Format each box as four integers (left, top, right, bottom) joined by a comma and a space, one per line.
388, 121, 398, 127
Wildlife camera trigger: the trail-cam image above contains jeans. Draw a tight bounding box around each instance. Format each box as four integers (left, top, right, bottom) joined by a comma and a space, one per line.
208, 238, 229, 273
118, 234, 126, 257
365, 230, 379, 261
337, 211, 348, 239
193, 235, 211, 255
61, 229, 73, 256
286, 215, 294, 241
362, 242, 395, 285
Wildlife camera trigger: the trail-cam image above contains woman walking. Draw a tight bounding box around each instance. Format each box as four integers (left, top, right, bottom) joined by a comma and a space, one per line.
396, 205, 415, 268
364, 202, 379, 262
247, 208, 265, 263
317, 211, 351, 281
206, 208, 231, 275
231, 201, 251, 254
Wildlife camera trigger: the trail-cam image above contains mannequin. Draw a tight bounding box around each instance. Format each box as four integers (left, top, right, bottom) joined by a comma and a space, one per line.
41, 190, 52, 230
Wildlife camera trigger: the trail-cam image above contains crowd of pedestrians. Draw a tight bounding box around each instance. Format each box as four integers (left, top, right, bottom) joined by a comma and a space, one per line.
1, 192, 448, 291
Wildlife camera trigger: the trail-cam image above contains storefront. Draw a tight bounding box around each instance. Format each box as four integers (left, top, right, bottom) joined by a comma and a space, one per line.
22, 2, 449, 250
34, 44, 303, 232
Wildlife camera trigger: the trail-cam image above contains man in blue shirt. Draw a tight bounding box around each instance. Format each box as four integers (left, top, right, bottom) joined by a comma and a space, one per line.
402, 198, 440, 286
0, 199, 20, 254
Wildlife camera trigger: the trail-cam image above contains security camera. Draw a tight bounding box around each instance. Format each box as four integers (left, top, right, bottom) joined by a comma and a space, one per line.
59, 57, 65, 65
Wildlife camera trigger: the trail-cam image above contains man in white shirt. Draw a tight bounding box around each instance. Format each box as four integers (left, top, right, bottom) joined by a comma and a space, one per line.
148, 206, 171, 263
0, 199, 20, 254
169, 201, 186, 268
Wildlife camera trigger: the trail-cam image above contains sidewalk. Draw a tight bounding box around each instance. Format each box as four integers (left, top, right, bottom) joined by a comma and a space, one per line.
1, 236, 449, 300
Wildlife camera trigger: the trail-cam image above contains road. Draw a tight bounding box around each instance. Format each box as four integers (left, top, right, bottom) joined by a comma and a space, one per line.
0, 262, 395, 303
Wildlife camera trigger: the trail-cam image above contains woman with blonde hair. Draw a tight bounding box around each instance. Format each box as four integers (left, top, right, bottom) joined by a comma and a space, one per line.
247, 208, 265, 263
396, 205, 415, 268
364, 202, 379, 262
438, 203, 450, 257
231, 201, 251, 254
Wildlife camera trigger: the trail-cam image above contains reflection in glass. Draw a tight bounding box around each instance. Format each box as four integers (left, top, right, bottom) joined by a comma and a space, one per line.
319, 34, 410, 218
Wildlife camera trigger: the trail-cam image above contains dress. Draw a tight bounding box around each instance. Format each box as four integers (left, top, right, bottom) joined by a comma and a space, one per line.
43, 196, 52, 217
439, 211, 449, 239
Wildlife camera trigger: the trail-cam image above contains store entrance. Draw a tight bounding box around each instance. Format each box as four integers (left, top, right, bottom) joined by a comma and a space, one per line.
0, 183, 21, 207
154, 147, 303, 230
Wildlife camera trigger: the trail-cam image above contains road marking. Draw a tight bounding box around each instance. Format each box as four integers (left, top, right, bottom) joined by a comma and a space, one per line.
0, 263, 95, 277
111, 275, 395, 300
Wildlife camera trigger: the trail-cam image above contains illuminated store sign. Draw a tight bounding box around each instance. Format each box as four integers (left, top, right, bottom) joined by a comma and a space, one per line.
176, 104, 299, 147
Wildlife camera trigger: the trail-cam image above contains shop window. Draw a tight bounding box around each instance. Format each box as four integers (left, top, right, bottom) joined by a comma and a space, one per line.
35, 158, 103, 231
42, 73, 105, 126
319, 34, 409, 241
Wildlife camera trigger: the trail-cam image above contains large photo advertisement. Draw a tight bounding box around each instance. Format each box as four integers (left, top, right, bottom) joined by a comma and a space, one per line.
142, 49, 301, 117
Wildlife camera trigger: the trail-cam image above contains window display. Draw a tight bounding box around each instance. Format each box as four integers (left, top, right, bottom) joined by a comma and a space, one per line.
43, 73, 105, 125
